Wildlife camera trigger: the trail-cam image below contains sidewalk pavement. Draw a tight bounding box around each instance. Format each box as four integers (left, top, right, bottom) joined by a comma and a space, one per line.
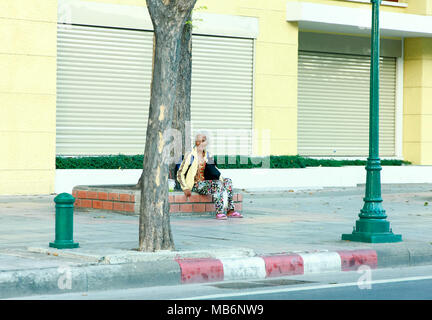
1, 183, 432, 299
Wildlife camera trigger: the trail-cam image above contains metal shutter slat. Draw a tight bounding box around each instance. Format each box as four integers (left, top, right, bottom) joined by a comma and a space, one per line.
56, 25, 253, 156
298, 51, 396, 157
190, 34, 253, 156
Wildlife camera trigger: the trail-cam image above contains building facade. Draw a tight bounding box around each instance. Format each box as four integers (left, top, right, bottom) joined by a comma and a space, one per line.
1, 0, 432, 195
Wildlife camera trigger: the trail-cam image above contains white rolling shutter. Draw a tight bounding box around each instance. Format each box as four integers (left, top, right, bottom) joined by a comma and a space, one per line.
56, 25, 153, 155
56, 24, 253, 156
298, 51, 396, 157
190, 35, 253, 155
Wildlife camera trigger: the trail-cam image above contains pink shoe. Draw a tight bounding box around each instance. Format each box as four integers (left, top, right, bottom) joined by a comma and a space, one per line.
216, 213, 227, 220
227, 211, 243, 218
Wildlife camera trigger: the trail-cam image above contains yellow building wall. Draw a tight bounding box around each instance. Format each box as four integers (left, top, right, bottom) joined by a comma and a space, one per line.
401, 0, 432, 15
0, 0, 57, 195
403, 37, 432, 164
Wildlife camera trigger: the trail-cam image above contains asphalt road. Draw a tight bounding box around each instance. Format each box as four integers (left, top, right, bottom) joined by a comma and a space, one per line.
10, 265, 432, 300
207, 278, 432, 300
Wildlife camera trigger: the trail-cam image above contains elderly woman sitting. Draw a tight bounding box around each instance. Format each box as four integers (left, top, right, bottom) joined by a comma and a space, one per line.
176, 133, 243, 220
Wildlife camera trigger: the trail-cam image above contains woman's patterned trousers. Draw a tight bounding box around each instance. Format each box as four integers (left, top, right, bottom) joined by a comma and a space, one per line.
192, 178, 235, 215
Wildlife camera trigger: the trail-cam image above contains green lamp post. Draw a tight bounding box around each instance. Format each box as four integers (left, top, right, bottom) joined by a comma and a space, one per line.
342, 0, 401, 243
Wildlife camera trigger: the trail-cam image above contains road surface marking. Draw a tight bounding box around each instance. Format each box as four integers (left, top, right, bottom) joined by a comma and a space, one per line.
180, 275, 432, 300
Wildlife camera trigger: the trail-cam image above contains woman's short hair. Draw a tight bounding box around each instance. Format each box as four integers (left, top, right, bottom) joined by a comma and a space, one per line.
194, 131, 210, 145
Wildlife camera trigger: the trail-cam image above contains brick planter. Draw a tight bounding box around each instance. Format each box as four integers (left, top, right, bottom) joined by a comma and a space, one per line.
72, 185, 243, 216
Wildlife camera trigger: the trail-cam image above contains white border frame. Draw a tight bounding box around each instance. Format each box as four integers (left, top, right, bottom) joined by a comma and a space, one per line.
287, 1, 432, 38
58, 0, 259, 39
55, 166, 432, 194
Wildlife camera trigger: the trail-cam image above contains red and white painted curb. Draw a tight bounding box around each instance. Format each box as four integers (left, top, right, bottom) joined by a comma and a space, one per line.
176, 249, 378, 284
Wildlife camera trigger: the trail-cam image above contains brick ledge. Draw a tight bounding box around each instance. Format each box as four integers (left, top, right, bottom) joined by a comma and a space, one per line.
72, 185, 243, 215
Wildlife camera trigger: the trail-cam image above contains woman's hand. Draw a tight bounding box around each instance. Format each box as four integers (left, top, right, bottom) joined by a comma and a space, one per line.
184, 189, 192, 198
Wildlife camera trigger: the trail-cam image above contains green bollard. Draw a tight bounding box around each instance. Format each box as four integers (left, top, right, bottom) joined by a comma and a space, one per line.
49, 193, 79, 249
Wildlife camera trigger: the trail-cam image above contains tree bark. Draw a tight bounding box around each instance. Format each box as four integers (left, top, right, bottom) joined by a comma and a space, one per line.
139, 0, 197, 252
170, 13, 192, 187
137, 11, 193, 190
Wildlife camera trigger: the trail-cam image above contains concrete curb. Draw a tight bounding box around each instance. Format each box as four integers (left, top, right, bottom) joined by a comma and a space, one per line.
2, 246, 432, 299
177, 249, 378, 284
0, 261, 181, 299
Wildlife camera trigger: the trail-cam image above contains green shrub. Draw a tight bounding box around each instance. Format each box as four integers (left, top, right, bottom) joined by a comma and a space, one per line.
56, 154, 144, 169
56, 154, 411, 169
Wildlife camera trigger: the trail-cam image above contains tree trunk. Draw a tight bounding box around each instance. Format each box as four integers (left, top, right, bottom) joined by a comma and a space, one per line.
137, 12, 193, 190
170, 13, 192, 186
139, 0, 197, 252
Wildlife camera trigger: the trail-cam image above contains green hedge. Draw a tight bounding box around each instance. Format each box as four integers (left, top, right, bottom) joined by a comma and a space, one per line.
56, 154, 411, 169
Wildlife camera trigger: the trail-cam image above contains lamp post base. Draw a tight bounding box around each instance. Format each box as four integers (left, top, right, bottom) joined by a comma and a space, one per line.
342, 218, 402, 243
342, 231, 402, 243
49, 241, 79, 249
